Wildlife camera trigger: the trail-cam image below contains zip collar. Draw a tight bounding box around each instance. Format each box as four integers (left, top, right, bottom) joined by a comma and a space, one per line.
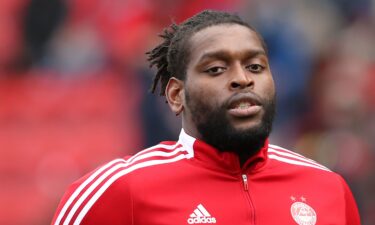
178, 129, 269, 174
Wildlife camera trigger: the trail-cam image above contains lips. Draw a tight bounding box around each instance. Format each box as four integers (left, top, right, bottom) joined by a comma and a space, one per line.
227, 94, 262, 117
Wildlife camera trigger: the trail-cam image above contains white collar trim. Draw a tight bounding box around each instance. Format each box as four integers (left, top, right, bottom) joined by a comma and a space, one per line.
178, 129, 196, 158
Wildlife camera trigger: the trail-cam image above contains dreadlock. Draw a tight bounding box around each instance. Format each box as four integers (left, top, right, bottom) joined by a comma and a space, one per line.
146, 10, 267, 96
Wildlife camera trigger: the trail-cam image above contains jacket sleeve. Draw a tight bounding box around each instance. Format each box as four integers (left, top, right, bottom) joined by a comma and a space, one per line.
339, 176, 361, 225
51, 160, 133, 225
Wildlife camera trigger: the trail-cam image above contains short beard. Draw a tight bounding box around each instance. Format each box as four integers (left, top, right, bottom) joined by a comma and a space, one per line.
185, 91, 275, 159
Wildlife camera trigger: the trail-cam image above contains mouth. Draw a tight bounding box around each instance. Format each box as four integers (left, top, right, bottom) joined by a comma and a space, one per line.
227, 94, 262, 118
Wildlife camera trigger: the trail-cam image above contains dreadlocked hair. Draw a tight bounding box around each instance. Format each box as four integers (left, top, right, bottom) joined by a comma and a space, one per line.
146, 10, 267, 96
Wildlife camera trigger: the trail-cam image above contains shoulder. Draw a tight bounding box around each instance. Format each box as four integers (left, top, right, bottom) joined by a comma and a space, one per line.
267, 144, 332, 173
265, 144, 356, 198
267, 144, 361, 223
76, 140, 192, 197
52, 141, 192, 225
124, 140, 193, 167
266, 144, 360, 223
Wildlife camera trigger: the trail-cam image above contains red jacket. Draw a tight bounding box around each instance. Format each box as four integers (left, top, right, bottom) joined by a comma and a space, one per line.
52, 130, 360, 225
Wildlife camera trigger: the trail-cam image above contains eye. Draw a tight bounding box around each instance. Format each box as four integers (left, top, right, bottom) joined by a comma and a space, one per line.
247, 64, 265, 73
204, 66, 227, 75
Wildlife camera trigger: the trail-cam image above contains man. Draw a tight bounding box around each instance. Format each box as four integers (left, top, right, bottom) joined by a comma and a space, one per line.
51, 10, 360, 225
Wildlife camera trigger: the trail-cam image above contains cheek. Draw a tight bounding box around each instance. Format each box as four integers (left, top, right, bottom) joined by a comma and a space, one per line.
258, 77, 275, 98
186, 86, 208, 107
185, 82, 223, 111
185, 78, 211, 100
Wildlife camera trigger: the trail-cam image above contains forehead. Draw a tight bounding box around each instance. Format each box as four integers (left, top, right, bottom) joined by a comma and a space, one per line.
188, 24, 265, 62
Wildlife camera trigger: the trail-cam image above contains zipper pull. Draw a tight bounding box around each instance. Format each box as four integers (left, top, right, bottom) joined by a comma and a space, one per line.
242, 174, 248, 191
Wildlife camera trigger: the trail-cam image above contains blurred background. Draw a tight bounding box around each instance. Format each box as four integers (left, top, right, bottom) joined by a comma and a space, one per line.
0, 0, 374, 224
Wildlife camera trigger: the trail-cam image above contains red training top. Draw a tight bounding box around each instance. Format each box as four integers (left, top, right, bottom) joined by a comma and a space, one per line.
52, 129, 360, 225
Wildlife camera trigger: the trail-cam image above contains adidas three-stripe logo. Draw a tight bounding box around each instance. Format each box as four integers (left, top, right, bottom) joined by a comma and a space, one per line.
187, 204, 217, 224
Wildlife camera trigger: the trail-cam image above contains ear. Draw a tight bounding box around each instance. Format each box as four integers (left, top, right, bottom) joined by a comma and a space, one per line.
165, 77, 184, 116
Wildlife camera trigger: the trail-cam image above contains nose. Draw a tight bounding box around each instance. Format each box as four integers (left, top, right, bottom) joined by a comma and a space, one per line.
230, 64, 254, 90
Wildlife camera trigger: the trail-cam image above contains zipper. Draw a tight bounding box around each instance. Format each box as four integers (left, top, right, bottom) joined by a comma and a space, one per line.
242, 174, 249, 191
241, 173, 255, 224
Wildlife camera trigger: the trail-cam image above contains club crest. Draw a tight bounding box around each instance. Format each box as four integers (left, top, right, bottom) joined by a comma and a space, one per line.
290, 201, 317, 225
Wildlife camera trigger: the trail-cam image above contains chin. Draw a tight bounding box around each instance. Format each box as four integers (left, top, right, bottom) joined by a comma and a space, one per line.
231, 119, 262, 132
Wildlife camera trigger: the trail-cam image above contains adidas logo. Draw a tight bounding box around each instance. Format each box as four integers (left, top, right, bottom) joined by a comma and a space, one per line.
187, 204, 217, 224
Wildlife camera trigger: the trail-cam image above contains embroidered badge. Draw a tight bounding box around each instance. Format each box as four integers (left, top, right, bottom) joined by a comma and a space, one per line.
290, 196, 317, 225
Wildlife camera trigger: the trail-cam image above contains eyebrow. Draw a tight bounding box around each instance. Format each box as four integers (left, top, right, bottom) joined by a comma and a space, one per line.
197, 49, 267, 63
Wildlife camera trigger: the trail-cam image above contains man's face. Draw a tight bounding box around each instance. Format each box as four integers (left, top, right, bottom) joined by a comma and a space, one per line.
182, 24, 276, 154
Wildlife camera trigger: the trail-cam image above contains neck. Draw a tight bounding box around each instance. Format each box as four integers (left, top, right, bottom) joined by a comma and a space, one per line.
237, 147, 262, 167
